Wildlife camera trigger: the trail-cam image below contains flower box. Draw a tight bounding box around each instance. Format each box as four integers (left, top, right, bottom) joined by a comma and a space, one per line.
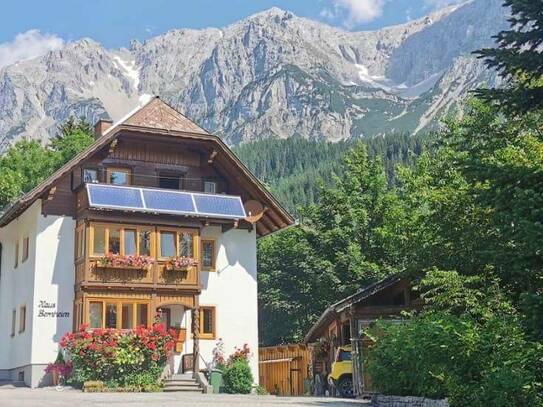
96, 253, 156, 271
164, 257, 198, 272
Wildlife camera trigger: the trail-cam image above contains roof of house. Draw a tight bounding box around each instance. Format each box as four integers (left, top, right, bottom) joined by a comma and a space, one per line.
303, 273, 405, 343
0, 97, 295, 235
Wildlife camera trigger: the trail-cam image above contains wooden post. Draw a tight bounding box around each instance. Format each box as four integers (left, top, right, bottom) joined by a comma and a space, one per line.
192, 304, 200, 378
349, 307, 364, 397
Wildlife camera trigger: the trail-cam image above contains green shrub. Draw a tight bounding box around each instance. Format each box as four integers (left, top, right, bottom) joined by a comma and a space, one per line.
223, 359, 253, 394
255, 384, 269, 395
366, 312, 542, 407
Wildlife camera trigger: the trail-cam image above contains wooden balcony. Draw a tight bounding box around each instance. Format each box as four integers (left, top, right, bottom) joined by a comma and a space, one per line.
76, 259, 200, 291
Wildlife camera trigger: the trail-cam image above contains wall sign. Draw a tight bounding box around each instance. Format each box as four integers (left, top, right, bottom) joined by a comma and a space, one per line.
37, 300, 70, 318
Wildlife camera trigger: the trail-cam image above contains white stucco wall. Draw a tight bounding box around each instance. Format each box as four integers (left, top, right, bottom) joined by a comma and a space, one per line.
0, 201, 75, 386
31, 212, 75, 366
195, 226, 259, 382
0, 202, 40, 376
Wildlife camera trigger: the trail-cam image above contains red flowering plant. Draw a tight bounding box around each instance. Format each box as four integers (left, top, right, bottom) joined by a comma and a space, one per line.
60, 323, 176, 390
228, 343, 252, 364
97, 253, 156, 270
164, 256, 198, 271
44, 350, 72, 385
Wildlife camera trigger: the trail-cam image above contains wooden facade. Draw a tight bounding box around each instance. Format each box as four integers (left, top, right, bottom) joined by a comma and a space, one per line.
259, 344, 312, 396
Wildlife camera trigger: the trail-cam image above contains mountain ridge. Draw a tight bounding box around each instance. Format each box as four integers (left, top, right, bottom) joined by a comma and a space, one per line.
0, 0, 507, 150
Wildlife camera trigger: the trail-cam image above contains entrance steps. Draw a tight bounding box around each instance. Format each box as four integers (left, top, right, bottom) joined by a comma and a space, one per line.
163, 374, 203, 393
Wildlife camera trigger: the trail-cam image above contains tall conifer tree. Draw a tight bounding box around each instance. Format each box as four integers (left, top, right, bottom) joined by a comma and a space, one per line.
475, 0, 543, 112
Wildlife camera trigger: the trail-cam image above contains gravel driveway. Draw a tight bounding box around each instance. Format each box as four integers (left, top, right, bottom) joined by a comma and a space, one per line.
0, 387, 369, 407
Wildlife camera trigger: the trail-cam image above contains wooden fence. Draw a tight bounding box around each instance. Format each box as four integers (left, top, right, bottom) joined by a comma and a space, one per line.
258, 344, 311, 396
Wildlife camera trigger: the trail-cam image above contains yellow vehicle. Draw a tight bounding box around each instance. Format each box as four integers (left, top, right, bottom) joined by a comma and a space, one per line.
328, 345, 353, 398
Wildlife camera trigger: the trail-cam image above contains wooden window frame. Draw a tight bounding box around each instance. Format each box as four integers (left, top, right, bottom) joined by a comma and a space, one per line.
84, 297, 151, 329
199, 305, 216, 340
75, 224, 85, 260
82, 167, 99, 183
201, 239, 216, 271
106, 167, 132, 186
22, 237, 29, 263
89, 223, 155, 258
157, 227, 198, 260
14, 240, 19, 269
11, 309, 16, 337
19, 305, 26, 333
203, 180, 217, 194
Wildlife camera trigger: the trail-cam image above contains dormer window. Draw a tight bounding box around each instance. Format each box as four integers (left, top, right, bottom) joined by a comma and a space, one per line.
83, 168, 98, 183
204, 181, 217, 194
107, 167, 131, 186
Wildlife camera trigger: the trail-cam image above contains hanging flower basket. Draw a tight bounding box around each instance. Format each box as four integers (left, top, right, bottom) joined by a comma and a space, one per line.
96, 253, 155, 271
164, 256, 198, 272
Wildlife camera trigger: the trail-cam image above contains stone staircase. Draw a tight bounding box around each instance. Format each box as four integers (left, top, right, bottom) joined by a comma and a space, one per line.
163, 373, 203, 393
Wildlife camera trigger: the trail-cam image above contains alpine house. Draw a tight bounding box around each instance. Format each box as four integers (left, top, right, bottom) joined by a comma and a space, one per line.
0, 97, 294, 387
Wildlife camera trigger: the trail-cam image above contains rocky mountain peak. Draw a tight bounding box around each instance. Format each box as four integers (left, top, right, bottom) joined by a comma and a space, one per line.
0, 0, 508, 151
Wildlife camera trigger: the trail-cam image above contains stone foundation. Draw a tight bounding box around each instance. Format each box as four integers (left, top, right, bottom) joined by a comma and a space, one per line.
371, 395, 449, 407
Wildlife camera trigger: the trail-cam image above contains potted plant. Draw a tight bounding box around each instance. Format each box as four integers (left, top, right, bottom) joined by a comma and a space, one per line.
164, 256, 197, 272
97, 253, 155, 271
45, 350, 72, 386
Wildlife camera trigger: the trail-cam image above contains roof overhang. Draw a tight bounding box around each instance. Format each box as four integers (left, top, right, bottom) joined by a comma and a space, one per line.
303, 273, 405, 343
0, 123, 295, 236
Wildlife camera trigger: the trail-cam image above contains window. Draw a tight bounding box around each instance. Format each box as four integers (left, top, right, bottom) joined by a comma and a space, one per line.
158, 229, 197, 259
180, 232, 193, 257
86, 299, 149, 329
108, 227, 121, 254
139, 231, 151, 256
83, 168, 98, 183
90, 223, 154, 257
75, 225, 85, 259
137, 304, 148, 327
105, 303, 117, 328
93, 226, 106, 255
89, 302, 103, 328
200, 306, 216, 339
11, 309, 16, 337
107, 167, 131, 185
124, 229, 137, 255
158, 172, 182, 190
19, 305, 26, 333
201, 240, 216, 271
203, 181, 217, 194
14, 241, 19, 269
22, 237, 29, 263
160, 232, 176, 258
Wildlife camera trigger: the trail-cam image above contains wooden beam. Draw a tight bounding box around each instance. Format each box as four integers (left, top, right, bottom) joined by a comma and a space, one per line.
108, 139, 118, 155
47, 186, 57, 201
207, 149, 218, 164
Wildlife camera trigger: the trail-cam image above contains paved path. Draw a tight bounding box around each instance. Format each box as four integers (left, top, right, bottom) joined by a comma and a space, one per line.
0, 387, 369, 407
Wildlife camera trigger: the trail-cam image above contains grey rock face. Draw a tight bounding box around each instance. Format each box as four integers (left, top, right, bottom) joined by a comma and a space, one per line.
0, 0, 508, 150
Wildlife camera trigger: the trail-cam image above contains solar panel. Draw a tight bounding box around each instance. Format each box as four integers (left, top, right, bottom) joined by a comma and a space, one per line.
87, 184, 144, 209
194, 194, 246, 218
142, 189, 195, 214
87, 184, 246, 220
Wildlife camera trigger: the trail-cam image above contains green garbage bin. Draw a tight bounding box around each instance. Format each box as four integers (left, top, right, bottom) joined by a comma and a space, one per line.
210, 369, 223, 394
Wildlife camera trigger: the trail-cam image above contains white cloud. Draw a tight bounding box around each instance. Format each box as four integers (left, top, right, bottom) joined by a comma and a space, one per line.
322, 0, 386, 27
0, 29, 64, 69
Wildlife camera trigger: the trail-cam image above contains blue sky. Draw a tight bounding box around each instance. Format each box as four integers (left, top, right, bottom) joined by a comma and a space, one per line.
0, 0, 464, 68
